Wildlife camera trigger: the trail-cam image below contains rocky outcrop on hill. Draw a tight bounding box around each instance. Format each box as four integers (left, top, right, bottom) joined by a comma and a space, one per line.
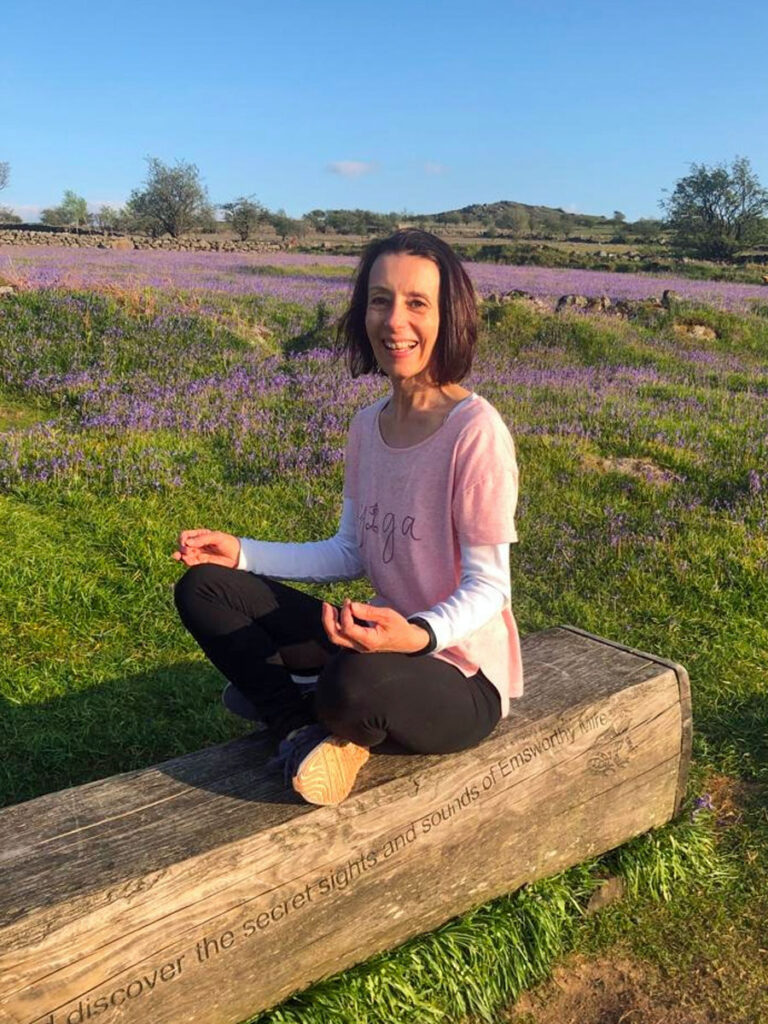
483, 289, 549, 312
483, 290, 719, 340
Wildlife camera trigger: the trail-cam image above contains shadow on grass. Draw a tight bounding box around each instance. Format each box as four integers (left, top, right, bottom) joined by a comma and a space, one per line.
0, 660, 281, 809
702, 692, 768, 782
0, 659, 416, 813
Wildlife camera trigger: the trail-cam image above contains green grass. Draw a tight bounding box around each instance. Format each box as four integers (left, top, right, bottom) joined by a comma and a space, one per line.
237, 262, 354, 279
2, 287, 768, 1022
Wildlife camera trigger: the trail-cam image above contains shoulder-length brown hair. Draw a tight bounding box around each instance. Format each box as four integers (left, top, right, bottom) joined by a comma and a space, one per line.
336, 229, 477, 384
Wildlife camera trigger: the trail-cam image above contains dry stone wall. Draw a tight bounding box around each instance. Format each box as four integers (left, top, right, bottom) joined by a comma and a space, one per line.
0, 229, 283, 253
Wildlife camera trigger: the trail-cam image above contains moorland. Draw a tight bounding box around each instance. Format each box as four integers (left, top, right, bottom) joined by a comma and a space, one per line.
1, 245, 767, 1023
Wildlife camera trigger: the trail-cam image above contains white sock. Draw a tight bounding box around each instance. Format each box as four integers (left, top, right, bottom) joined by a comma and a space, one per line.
291, 673, 319, 686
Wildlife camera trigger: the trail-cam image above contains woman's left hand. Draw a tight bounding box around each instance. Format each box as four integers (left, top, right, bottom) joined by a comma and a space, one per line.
322, 599, 429, 654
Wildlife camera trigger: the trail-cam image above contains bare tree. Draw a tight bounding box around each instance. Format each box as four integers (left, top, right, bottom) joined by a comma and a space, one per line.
0, 162, 9, 192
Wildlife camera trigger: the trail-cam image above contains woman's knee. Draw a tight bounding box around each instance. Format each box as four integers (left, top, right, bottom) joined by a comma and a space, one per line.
317, 654, 363, 708
174, 563, 218, 616
173, 563, 253, 628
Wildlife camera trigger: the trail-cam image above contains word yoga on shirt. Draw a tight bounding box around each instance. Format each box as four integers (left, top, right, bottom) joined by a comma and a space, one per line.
356, 502, 422, 563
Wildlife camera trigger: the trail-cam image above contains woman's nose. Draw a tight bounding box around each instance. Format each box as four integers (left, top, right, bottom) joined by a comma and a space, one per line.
385, 298, 407, 328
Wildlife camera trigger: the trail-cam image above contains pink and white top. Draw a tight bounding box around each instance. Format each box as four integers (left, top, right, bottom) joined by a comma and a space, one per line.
344, 393, 522, 714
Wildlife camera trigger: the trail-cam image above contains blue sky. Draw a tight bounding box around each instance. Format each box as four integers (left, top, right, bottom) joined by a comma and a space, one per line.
2, 0, 767, 221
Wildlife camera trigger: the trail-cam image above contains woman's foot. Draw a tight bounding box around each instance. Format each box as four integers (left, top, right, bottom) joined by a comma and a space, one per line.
221, 683, 265, 725
271, 723, 370, 805
221, 678, 316, 726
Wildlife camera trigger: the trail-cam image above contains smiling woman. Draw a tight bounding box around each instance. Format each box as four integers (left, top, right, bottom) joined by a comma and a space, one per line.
173, 230, 521, 807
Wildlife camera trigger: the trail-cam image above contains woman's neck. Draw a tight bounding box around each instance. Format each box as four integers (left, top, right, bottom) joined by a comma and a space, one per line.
386, 380, 471, 422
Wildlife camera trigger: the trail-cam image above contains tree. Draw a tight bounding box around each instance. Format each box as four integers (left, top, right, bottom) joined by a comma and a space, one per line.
304, 209, 327, 233
536, 209, 566, 237
220, 196, 267, 240
40, 190, 90, 229
661, 156, 768, 259
268, 208, 306, 240
613, 210, 626, 222
126, 158, 213, 237
92, 205, 127, 232
0, 164, 20, 223
629, 218, 663, 242
496, 206, 531, 237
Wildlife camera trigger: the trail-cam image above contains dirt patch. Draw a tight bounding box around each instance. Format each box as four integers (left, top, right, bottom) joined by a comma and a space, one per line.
702, 771, 765, 828
0, 399, 47, 432
581, 453, 683, 485
506, 953, 716, 1024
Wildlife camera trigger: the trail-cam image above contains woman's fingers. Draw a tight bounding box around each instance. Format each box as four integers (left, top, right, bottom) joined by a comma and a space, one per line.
322, 601, 345, 642
173, 549, 204, 566
322, 602, 357, 649
178, 528, 217, 549
348, 601, 387, 622
340, 599, 356, 632
335, 599, 380, 651
174, 530, 239, 570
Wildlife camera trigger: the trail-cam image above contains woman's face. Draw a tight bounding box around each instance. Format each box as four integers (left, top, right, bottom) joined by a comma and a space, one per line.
364, 252, 441, 385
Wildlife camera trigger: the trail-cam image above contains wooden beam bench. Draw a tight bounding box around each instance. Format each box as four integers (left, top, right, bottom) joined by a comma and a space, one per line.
0, 626, 691, 1024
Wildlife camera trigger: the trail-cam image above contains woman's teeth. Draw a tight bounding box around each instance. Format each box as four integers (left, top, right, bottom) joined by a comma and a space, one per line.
384, 341, 417, 350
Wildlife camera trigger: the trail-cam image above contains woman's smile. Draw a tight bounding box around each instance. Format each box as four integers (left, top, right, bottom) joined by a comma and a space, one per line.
382, 339, 418, 354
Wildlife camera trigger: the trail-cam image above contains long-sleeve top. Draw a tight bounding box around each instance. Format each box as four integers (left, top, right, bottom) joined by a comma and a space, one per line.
238, 496, 510, 653
238, 392, 523, 713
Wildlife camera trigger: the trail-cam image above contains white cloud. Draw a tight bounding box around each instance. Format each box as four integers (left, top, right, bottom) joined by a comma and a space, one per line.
328, 160, 376, 178
424, 162, 447, 175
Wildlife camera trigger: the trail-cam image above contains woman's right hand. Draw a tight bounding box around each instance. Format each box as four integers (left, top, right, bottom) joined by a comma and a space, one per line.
173, 529, 241, 569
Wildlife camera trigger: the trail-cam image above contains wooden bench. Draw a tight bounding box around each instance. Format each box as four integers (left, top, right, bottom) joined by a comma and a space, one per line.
0, 626, 691, 1024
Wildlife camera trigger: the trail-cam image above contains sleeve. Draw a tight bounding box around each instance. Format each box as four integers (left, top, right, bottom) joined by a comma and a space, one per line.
451, 412, 519, 545
237, 497, 365, 582
412, 542, 511, 652
342, 408, 362, 502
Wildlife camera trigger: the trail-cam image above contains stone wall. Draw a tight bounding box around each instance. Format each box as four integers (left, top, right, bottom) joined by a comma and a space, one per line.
0, 229, 283, 253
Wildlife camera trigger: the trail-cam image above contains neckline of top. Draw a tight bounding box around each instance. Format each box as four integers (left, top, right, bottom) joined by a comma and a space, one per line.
375, 392, 479, 452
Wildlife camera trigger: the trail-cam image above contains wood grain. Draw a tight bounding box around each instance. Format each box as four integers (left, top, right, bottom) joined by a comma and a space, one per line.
0, 627, 691, 1024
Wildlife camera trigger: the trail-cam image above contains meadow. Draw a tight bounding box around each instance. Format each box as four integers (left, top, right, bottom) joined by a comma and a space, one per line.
4, 244, 768, 309
2, 247, 768, 1022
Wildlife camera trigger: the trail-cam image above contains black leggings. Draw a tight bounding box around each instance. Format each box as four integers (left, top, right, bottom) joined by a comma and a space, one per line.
174, 564, 501, 754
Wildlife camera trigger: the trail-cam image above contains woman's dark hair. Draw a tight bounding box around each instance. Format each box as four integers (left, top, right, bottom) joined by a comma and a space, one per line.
336, 229, 477, 384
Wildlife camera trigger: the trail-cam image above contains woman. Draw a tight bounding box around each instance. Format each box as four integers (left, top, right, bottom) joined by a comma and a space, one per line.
173, 229, 522, 806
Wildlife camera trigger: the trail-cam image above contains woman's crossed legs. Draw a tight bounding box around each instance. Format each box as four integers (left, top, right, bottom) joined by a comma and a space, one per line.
173, 564, 501, 756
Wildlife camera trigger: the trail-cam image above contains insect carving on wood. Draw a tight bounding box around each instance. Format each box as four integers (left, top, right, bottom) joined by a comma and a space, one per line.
587, 711, 637, 775
106, 869, 166, 904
